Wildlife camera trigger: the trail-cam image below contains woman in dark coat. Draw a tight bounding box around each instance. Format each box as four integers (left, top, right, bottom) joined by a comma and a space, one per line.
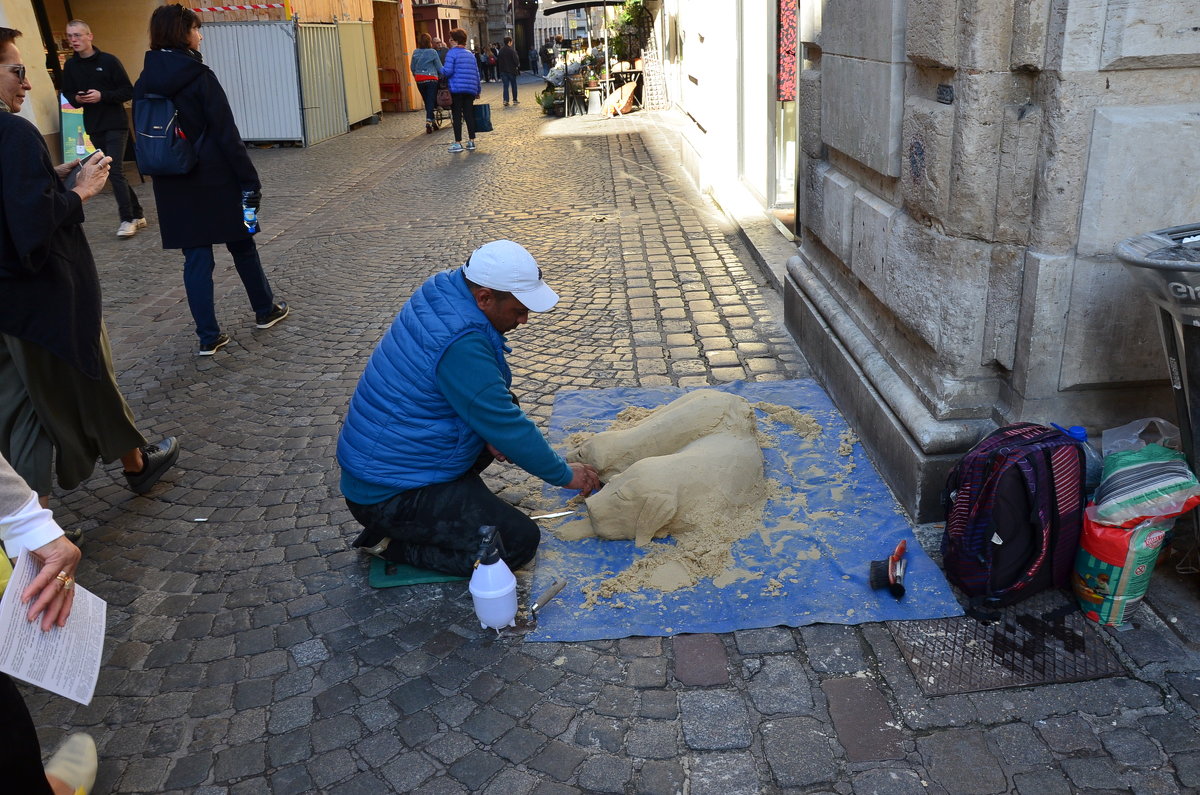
133, 4, 287, 356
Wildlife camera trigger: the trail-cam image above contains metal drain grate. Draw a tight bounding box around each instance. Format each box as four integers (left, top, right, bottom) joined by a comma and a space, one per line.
889, 591, 1127, 696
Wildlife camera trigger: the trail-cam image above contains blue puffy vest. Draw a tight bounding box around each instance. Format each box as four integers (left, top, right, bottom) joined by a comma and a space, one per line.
336, 269, 509, 492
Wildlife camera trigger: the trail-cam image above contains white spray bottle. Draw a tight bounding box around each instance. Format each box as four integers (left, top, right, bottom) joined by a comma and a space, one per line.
469, 526, 517, 631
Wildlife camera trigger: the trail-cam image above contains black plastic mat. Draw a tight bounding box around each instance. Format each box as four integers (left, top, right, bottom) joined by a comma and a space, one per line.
889, 591, 1127, 696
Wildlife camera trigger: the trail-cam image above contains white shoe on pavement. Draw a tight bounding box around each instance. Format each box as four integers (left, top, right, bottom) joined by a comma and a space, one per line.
117, 221, 137, 238
45, 733, 97, 795
134, 217, 148, 229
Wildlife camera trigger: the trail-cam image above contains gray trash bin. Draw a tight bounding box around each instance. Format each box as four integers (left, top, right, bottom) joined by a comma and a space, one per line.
1116, 222, 1200, 467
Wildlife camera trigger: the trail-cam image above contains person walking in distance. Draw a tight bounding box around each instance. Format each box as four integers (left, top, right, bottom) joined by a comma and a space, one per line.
488, 42, 500, 83
498, 36, 520, 107
442, 28, 481, 153
60, 19, 147, 239
410, 32, 443, 134
133, 5, 288, 356
1, 27, 180, 507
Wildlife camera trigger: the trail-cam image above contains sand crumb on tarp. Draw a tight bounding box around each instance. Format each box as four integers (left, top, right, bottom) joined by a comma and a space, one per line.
755, 402, 823, 440
838, 428, 859, 457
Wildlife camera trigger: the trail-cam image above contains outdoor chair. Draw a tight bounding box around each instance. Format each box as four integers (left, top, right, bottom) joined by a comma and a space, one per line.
378, 67, 403, 112
565, 73, 588, 117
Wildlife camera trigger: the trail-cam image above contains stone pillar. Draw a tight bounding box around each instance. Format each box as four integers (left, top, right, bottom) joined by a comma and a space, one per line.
786, 0, 1200, 519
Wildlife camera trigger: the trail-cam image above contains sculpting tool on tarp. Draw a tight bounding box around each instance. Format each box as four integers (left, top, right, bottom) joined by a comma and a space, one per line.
531, 510, 577, 521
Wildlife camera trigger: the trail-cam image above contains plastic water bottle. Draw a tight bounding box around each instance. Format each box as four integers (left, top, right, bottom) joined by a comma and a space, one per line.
242, 203, 258, 235
1053, 423, 1104, 496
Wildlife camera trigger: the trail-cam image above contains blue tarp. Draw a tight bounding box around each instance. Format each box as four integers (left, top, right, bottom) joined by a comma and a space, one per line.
527, 380, 964, 642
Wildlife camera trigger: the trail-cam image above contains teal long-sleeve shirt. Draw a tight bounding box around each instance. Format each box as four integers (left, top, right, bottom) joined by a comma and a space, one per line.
341, 331, 572, 504
438, 332, 572, 485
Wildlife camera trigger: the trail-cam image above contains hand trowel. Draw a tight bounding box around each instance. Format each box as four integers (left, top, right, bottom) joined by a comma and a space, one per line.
499, 578, 568, 635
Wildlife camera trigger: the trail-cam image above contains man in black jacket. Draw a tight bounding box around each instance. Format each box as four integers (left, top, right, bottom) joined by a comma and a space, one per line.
498, 37, 521, 106
60, 19, 147, 239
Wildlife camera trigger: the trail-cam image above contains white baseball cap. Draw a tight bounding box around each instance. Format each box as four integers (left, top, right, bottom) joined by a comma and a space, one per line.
462, 240, 559, 312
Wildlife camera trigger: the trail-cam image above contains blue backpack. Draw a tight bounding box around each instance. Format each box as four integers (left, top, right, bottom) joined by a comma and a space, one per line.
133, 93, 198, 176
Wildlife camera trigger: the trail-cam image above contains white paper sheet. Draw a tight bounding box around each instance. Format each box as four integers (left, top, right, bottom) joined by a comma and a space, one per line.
0, 554, 105, 705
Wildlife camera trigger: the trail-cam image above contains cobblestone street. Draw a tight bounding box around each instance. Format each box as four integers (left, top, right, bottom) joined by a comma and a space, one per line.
23, 75, 1200, 793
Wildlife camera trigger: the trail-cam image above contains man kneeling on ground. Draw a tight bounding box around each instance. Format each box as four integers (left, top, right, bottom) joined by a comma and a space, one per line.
336, 240, 600, 575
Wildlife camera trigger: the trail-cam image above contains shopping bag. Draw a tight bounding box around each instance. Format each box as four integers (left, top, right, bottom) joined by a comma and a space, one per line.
474, 103, 493, 133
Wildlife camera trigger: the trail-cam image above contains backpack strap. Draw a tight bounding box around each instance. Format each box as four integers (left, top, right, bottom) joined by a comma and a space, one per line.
1047, 442, 1084, 587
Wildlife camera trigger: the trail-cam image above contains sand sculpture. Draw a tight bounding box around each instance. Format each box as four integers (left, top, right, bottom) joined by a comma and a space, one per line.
564, 390, 767, 546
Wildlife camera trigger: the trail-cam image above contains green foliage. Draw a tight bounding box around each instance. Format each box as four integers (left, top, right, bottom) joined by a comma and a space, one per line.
609, 0, 652, 63
536, 88, 560, 115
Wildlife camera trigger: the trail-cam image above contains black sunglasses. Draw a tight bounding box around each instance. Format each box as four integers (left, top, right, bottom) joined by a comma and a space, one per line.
2, 64, 26, 82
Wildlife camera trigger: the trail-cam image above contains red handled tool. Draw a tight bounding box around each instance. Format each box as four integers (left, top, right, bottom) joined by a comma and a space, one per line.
869, 539, 908, 599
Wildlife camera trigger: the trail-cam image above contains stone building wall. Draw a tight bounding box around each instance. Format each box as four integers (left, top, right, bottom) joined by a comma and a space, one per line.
786, 0, 1200, 518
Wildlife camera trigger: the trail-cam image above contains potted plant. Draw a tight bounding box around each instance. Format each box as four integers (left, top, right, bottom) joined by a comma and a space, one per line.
536, 88, 561, 116
580, 53, 599, 88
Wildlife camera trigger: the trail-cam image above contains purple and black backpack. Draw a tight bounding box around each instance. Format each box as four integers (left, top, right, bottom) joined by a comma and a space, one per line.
941, 423, 1085, 610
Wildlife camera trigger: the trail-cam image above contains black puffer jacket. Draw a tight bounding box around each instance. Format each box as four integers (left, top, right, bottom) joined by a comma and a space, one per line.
133, 48, 260, 250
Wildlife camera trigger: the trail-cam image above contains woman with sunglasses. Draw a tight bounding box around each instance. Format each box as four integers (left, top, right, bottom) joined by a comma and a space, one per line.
1, 27, 180, 513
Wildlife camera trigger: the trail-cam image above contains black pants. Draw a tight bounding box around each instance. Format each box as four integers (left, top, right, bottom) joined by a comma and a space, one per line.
417, 80, 438, 122
347, 453, 539, 576
91, 128, 143, 223
0, 674, 53, 794
450, 93, 476, 142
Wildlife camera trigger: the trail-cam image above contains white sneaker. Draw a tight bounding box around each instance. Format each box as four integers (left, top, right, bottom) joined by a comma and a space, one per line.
44, 733, 97, 795
117, 221, 137, 238
448, 142, 464, 153
133, 217, 148, 229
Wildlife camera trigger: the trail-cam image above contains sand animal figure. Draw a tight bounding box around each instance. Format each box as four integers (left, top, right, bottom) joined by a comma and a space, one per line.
565, 390, 767, 546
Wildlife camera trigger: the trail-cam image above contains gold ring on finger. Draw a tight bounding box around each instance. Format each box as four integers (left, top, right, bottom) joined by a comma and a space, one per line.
55, 571, 70, 585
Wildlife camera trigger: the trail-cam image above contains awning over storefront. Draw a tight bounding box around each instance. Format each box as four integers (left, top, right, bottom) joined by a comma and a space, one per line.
540, 0, 624, 14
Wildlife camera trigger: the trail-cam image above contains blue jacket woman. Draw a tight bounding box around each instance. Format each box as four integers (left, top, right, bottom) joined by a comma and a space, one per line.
410, 32, 442, 133
441, 28, 481, 152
